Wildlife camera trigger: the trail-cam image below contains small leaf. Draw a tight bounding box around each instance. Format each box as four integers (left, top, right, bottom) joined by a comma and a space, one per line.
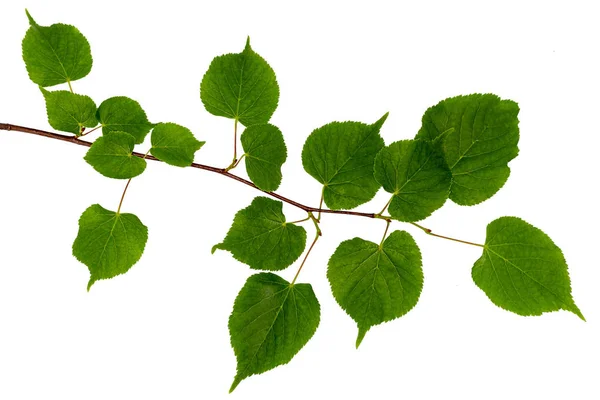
22, 10, 93, 87
229, 272, 320, 392
96, 96, 154, 143
473, 217, 584, 320
416, 94, 519, 205
328, 230, 423, 347
241, 123, 287, 191
150, 122, 204, 167
84, 132, 146, 179
200, 38, 279, 127
72, 204, 148, 290
374, 139, 451, 222
213, 197, 307, 271
302, 114, 387, 210
40, 87, 97, 135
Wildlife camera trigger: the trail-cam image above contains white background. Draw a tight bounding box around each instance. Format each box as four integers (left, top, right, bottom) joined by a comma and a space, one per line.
1, 1, 599, 399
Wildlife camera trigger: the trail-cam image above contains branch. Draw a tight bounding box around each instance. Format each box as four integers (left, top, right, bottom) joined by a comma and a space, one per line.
0, 123, 375, 219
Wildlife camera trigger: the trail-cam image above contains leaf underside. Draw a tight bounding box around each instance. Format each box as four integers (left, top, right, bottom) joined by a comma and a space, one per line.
472, 216, 584, 320
72, 204, 148, 290
213, 197, 307, 271
229, 273, 320, 392
328, 230, 423, 347
416, 93, 519, 206
302, 113, 387, 210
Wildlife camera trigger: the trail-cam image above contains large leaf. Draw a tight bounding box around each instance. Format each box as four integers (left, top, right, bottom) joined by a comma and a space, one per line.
229, 273, 320, 392
72, 204, 148, 290
374, 139, 451, 221
416, 94, 519, 205
302, 114, 387, 210
328, 230, 423, 347
213, 197, 307, 271
200, 38, 279, 127
22, 10, 92, 87
40, 88, 97, 135
96, 96, 154, 143
84, 131, 147, 179
472, 217, 584, 320
150, 122, 204, 167
241, 123, 287, 191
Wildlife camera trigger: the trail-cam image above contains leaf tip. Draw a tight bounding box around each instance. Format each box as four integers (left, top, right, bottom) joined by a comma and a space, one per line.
371, 112, 389, 131
569, 304, 586, 322
211, 244, 221, 254
244, 36, 251, 51
229, 376, 242, 393
25, 9, 36, 25
355, 326, 369, 348
87, 277, 95, 292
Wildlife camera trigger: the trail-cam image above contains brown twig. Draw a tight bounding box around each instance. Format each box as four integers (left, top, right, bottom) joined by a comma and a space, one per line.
0, 123, 375, 218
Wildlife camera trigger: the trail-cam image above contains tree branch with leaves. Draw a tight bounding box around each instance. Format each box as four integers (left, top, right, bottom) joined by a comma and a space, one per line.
0, 10, 584, 393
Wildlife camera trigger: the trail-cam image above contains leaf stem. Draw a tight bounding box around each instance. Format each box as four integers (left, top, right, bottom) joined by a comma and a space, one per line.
316, 188, 324, 222
79, 125, 101, 137
379, 218, 391, 248
288, 215, 311, 225
291, 228, 320, 285
117, 178, 132, 214
116, 149, 150, 214
377, 195, 394, 216
409, 222, 484, 248
67, 80, 73, 94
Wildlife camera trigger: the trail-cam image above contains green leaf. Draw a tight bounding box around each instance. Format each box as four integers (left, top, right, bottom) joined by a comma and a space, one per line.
301, 113, 387, 210
374, 139, 451, 222
327, 230, 423, 347
96, 96, 154, 143
40, 87, 97, 135
200, 37, 279, 127
472, 217, 584, 320
149, 122, 204, 167
72, 204, 148, 291
213, 197, 307, 271
22, 10, 93, 87
241, 123, 287, 191
416, 94, 519, 205
229, 272, 320, 392
84, 132, 146, 179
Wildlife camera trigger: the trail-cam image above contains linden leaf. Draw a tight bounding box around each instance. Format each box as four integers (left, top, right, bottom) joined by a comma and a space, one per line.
302, 113, 387, 210
200, 37, 279, 127
72, 204, 148, 291
416, 94, 519, 205
40, 87, 97, 135
213, 197, 307, 271
327, 230, 423, 347
150, 122, 204, 167
472, 217, 584, 320
84, 131, 146, 179
241, 123, 287, 191
22, 10, 92, 87
96, 96, 154, 143
229, 273, 320, 392
374, 139, 451, 222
